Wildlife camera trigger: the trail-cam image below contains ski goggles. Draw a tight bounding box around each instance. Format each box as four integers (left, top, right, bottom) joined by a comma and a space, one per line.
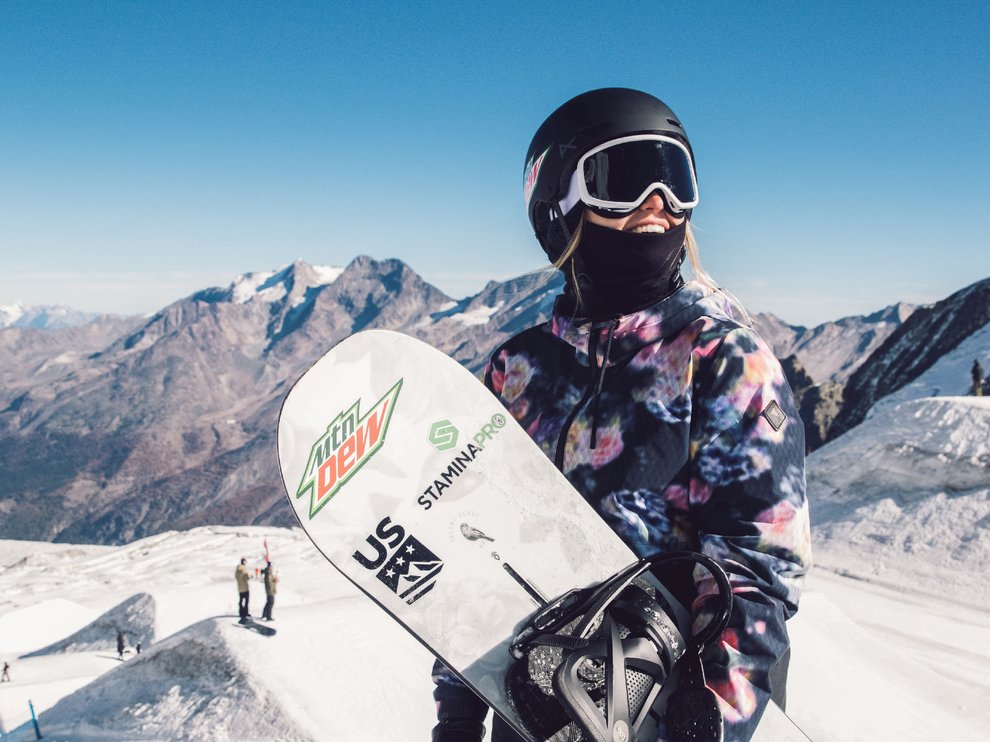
558, 134, 699, 217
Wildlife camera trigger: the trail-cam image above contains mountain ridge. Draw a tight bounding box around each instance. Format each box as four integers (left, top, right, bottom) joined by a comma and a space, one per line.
2, 259, 985, 544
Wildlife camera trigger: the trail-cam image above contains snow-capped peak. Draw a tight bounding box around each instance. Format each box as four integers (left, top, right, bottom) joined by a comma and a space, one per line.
227, 261, 344, 305
311, 264, 345, 286
0, 300, 26, 328
230, 269, 284, 304
0, 302, 104, 329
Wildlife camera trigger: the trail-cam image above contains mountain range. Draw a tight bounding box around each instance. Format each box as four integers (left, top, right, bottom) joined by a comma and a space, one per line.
0, 302, 108, 330
1, 257, 986, 544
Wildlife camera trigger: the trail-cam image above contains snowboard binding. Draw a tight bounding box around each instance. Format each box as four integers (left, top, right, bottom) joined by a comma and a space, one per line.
506, 551, 732, 742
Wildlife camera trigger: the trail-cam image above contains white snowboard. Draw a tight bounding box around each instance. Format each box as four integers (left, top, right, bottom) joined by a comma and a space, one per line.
276, 329, 810, 741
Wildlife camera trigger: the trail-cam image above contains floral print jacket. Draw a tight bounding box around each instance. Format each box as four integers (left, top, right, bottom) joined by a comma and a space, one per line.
434, 281, 811, 741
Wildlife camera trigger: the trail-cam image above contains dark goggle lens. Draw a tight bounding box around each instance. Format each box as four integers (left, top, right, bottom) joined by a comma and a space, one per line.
582, 140, 696, 207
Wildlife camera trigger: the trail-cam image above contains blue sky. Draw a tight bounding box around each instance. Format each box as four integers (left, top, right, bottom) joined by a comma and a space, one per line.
1, 1, 988, 326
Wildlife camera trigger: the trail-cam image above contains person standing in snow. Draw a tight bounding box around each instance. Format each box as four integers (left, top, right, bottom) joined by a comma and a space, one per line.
261, 561, 278, 621
235, 557, 251, 620
1, 661, 10, 682
116, 629, 126, 660
431, 88, 810, 742
972, 359, 984, 396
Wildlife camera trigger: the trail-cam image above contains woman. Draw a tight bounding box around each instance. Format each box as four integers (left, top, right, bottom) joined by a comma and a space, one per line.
432, 88, 811, 742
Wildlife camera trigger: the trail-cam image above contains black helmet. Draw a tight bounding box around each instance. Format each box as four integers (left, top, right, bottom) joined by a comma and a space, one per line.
524, 88, 696, 261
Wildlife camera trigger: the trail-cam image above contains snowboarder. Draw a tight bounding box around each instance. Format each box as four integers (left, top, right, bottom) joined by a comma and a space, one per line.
972, 359, 984, 396
235, 557, 251, 620
1, 660, 10, 682
116, 629, 125, 660
431, 88, 811, 742
261, 561, 278, 621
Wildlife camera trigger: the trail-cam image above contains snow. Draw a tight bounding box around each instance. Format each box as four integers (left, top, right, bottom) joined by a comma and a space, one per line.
1, 386, 988, 739
311, 264, 345, 286
0, 527, 437, 739
38, 351, 84, 369
869, 323, 990, 415
0, 301, 25, 327
230, 269, 284, 304
808, 396, 990, 607
0, 519, 987, 740
227, 263, 344, 307
454, 302, 504, 326
0, 599, 97, 654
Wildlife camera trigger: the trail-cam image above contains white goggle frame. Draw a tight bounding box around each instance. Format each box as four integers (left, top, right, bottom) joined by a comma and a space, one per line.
557, 134, 699, 217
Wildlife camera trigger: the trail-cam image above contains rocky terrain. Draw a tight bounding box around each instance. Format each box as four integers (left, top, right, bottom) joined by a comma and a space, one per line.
1, 259, 985, 544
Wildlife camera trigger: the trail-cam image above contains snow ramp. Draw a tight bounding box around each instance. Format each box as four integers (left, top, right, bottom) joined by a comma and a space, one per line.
21, 591, 156, 657
12, 617, 310, 741
18, 597, 437, 741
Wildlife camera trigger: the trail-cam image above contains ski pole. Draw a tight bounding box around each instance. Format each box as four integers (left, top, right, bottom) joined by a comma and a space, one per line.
28, 699, 42, 739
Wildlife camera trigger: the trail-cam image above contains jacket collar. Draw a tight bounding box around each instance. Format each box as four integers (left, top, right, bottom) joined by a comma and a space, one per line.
551, 281, 750, 361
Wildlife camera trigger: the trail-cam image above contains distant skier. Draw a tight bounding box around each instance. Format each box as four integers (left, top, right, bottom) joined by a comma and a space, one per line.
235, 557, 251, 620
261, 561, 278, 621
1, 660, 10, 682
973, 359, 984, 396
116, 629, 125, 660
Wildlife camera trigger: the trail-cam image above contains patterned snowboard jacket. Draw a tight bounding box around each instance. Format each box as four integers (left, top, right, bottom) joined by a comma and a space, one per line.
435, 281, 812, 741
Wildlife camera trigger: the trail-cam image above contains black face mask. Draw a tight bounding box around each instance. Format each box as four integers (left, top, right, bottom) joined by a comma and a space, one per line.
565, 220, 687, 319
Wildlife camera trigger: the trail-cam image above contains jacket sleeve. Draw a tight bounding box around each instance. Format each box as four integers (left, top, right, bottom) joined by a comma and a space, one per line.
686, 327, 812, 741
430, 659, 489, 742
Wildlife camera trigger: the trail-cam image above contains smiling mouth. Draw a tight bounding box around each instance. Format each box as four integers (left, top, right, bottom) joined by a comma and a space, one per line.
628, 224, 667, 234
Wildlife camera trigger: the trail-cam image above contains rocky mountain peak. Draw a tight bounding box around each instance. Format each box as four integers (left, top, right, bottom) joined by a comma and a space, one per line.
3, 263, 986, 544
829, 277, 990, 439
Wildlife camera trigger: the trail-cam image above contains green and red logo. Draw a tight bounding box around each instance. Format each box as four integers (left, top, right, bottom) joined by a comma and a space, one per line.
296, 379, 402, 518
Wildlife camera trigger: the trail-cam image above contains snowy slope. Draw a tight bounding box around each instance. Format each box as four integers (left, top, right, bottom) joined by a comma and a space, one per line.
869, 322, 990, 415
0, 527, 437, 739
21, 593, 156, 657
1, 526, 988, 740
15, 601, 436, 742
808, 395, 990, 607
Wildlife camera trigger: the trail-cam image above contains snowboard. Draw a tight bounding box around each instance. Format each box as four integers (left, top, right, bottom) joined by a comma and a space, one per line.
276, 329, 809, 741
237, 618, 277, 637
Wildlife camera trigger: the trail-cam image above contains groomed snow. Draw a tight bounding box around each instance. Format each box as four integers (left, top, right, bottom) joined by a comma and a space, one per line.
0, 599, 97, 654
1, 522, 987, 740
2, 379, 988, 740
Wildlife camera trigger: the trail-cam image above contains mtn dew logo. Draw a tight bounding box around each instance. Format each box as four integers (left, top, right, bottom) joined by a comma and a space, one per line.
296, 379, 402, 518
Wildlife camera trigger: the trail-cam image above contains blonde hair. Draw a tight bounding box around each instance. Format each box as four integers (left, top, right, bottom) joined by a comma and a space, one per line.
683, 222, 719, 292
554, 212, 719, 293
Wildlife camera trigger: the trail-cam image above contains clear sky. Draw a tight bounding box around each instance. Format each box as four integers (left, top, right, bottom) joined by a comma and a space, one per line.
1, 1, 988, 327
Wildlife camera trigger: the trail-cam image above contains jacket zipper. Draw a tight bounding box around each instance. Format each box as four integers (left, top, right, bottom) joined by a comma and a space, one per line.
553, 319, 619, 471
